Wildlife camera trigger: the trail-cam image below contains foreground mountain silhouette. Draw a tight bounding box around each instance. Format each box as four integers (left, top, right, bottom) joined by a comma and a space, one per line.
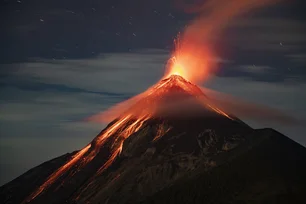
1, 75, 306, 204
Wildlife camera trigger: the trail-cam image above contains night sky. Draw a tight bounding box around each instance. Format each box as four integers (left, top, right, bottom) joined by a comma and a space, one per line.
0, 0, 306, 185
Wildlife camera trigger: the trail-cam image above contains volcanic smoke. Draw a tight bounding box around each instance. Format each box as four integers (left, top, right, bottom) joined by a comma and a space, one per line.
166, 0, 282, 84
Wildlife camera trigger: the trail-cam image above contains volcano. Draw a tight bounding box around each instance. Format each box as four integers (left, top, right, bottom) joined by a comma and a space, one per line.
1, 75, 306, 204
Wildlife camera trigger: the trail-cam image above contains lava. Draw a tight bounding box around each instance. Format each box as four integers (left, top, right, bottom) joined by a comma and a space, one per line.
25, 113, 150, 203
96, 114, 149, 175
25, 144, 92, 202
97, 142, 123, 175
153, 124, 172, 142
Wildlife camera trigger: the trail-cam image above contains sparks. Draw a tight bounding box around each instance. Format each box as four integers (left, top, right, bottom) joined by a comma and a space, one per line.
164, 34, 215, 84
168, 57, 186, 77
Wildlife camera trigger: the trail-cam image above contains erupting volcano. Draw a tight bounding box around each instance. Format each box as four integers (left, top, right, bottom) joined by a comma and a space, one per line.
1, 0, 306, 202
24, 74, 237, 203
1, 71, 306, 204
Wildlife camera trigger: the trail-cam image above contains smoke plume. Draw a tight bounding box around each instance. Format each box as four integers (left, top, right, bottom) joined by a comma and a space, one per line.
178, 0, 281, 43
166, 0, 282, 84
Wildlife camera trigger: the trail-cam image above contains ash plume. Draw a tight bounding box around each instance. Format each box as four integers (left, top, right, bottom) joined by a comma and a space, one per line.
178, 0, 282, 43
168, 0, 282, 84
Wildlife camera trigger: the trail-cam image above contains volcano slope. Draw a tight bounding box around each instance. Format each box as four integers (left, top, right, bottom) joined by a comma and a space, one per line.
1, 75, 306, 204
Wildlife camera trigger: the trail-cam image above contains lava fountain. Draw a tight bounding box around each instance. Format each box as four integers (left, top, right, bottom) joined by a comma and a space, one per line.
163, 35, 215, 84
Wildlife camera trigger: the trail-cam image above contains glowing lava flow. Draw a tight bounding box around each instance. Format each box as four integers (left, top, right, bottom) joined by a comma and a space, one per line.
25, 144, 91, 202
25, 114, 150, 203
26, 70, 232, 203
153, 125, 172, 142
97, 114, 149, 175
97, 142, 123, 174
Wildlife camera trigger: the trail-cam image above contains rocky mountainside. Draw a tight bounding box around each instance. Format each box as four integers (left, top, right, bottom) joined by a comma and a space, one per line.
1, 75, 306, 204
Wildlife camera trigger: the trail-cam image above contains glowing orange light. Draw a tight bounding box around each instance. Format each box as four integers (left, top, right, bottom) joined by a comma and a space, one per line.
97, 142, 123, 174
153, 125, 171, 142
164, 36, 214, 84
25, 113, 150, 203
169, 57, 186, 77
25, 144, 91, 202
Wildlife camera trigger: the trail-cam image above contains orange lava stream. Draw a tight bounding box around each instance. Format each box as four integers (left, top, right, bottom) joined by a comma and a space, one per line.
198, 96, 233, 120
74, 115, 150, 201
207, 104, 232, 119
25, 144, 91, 202
96, 114, 132, 146
97, 114, 149, 174
85, 114, 149, 166
121, 116, 148, 139
26, 114, 150, 203
153, 125, 172, 142
97, 142, 123, 175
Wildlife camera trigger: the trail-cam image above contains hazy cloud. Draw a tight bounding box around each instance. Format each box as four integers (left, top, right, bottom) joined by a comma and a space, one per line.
9, 50, 168, 94
239, 65, 273, 74
286, 53, 306, 65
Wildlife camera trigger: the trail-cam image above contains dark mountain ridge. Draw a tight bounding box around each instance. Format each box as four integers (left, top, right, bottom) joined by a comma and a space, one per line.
1, 75, 306, 204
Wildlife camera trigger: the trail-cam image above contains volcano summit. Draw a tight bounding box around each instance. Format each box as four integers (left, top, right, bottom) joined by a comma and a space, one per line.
1, 75, 306, 204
